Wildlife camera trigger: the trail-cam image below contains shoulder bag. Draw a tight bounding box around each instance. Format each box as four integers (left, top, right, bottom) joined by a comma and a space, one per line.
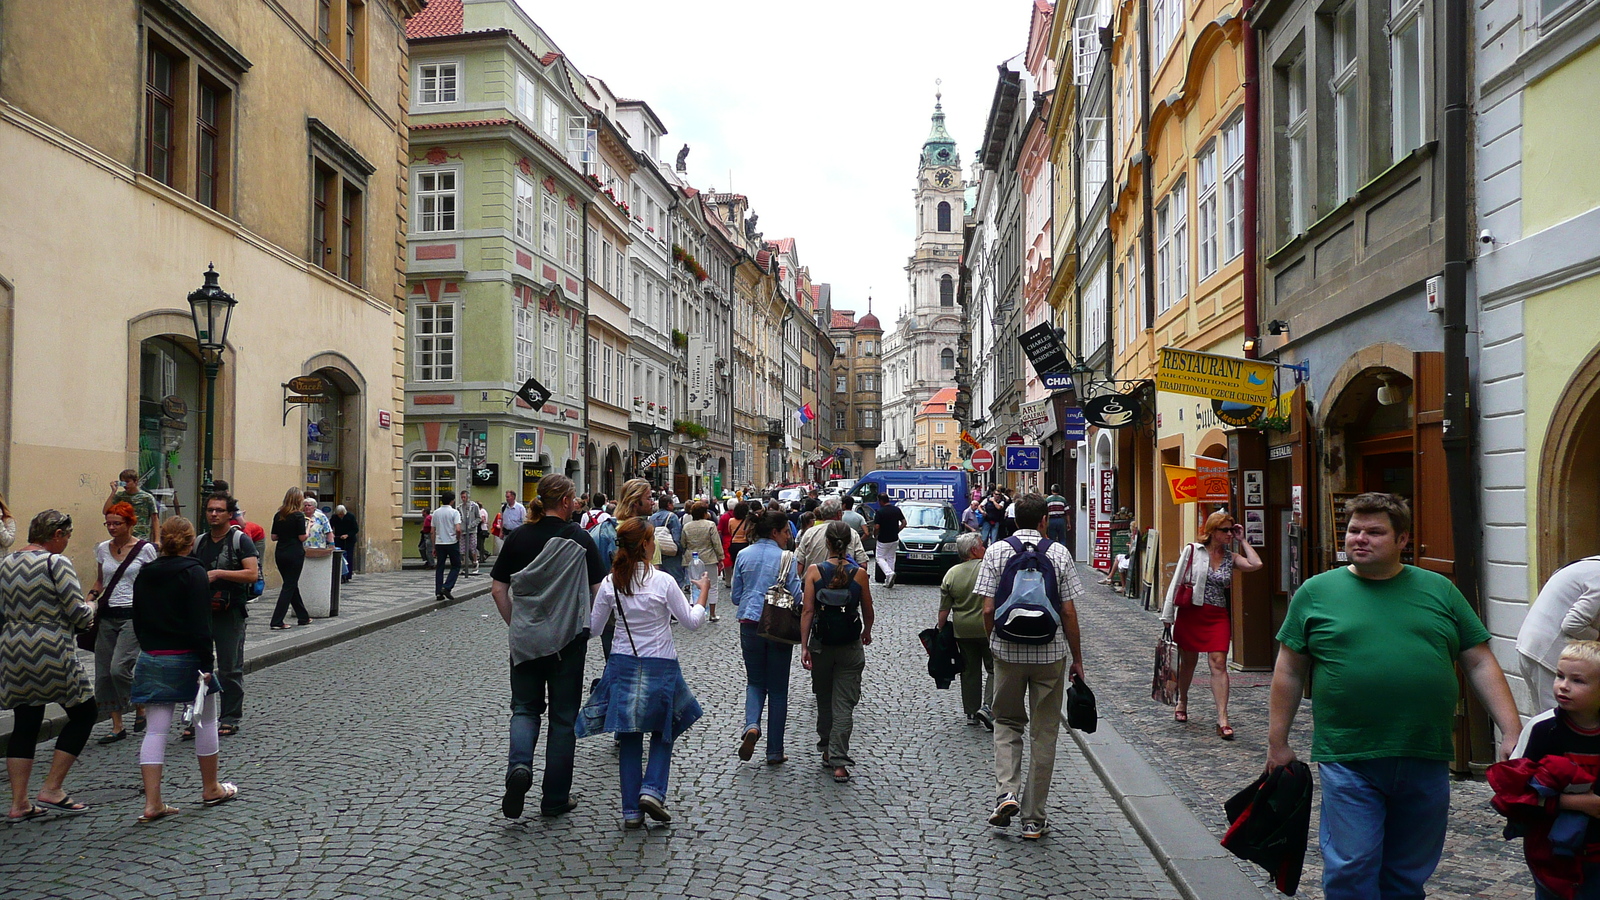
758, 550, 802, 644
1172, 543, 1198, 608
77, 541, 147, 652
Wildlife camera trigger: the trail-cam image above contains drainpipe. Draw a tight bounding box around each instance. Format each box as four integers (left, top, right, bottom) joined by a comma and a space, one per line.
1241, 0, 1261, 359
1139, 0, 1156, 333
1442, 0, 1489, 763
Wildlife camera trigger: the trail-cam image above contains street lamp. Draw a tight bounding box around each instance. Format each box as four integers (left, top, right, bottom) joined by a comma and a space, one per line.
187, 264, 237, 506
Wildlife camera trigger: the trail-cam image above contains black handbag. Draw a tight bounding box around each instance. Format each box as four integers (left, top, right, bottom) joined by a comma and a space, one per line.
1066, 672, 1098, 733
76, 542, 146, 652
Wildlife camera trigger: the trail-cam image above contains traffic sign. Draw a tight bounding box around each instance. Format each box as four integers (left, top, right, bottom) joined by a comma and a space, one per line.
1005, 432, 1026, 446
1005, 446, 1042, 471
970, 448, 994, 472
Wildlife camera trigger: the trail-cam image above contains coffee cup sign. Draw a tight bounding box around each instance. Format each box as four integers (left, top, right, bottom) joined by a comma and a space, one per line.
1083, 393, 1145, 429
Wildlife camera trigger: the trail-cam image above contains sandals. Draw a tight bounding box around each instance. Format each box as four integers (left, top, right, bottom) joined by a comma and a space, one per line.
137, 804, 181, 824
217, 723, 239, 737
35, 796, 89, 815
832, 766, 851, 783
203, 783, 239, 807
1174, 709, 1188, 723
6, 805, 47, 824
738, 728, 760, 761
1216, 724, 1236, 741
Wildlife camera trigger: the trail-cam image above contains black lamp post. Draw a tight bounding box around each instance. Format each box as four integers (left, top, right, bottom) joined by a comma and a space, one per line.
187, 264, 237, 508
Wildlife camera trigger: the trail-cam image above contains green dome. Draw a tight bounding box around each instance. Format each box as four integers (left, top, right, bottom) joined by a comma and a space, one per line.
921, 98, 959, 169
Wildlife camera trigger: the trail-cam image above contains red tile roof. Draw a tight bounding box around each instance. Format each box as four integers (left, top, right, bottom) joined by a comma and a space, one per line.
921, 387, 959, 415
405, 0, 462, 38
831, 310, 856, 329
411, 117, 517, 130
773, 237, 795, 254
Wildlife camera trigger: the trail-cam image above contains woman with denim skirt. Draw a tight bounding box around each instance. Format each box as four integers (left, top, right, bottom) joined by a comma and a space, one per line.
581, 517, 711, 828
129, 517, 237, 823
730, 510, 801, 765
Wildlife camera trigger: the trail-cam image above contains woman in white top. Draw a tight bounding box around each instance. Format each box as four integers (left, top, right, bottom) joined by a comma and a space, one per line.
91, 502, 158, 742
585, 517, 712, 829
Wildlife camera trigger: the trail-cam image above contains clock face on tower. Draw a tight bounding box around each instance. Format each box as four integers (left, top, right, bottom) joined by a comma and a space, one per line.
934, 169, 954, 188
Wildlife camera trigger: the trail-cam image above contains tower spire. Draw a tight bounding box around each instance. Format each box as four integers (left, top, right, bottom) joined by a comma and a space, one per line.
920, 88, 958, 169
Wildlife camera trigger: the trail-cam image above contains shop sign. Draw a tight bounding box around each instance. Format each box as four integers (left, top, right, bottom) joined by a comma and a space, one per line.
1017, 323, 1074, 382
287, 376, 326, 397
512, 431, 539, 462
1099, 468, 1116, 516
1163, 465, 1199, 503
1212, 398, 1264, 428
1195, 456, 1231, 502
515, 377, 551, 410
1083, 393, 1146, 429
472, 463, 499, 486
161, 395, 188, 419
1269, 444, 1294, 461
1063, 407, 1086, 441
1156, 347, 1275, 406
1020, 398, 1051, 431
521, 463, 545, 484
377, 410, 392, 429
686, 335, 714, 412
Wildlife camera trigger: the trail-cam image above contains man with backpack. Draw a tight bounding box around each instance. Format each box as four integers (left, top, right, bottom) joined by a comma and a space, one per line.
974, 493, 1085, 840
191, 492, 260, 738
490, 474, 607, 820
650, 495, 685, 593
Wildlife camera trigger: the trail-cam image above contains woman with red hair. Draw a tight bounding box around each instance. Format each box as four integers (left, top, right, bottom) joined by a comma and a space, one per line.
1160, 511, 1263, 740
90, 502, 157, 742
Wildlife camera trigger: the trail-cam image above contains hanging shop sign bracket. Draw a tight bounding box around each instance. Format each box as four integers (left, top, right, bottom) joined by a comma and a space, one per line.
282, 377, 327, 425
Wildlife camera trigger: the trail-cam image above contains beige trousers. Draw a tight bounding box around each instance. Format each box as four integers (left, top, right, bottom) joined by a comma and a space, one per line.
992, 656, 1067, 825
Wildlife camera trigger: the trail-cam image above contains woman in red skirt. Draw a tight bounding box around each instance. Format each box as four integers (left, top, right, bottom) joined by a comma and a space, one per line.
1159, 512, 1263, 740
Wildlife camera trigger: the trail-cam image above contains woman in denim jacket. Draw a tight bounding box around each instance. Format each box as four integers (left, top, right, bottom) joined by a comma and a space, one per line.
730, 510, 801, 765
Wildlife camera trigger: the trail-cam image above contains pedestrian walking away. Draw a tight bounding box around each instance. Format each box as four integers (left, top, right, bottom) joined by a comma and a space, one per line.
731, 510, 802, 765
870, 496, 904, 588
1267, 492, 1522, 900
1044, 486, 1068, 545
330, 504, 359, 583
431, 490, 463, 601
103, 468, 160, 540
800, 521, 874, 782
679, 501, 725, 621
490, 474, 607, 820
89, 502, 157, 744
976, 494, 1085, 840
191, 493, 259, 737
939, 532, 994, 729
1159, 511, 1263, 740
3, 510, 97, 823
581, 517, 711, 828
459, 490, 482, 577
419, 510, 434, 568
129, 516, 238, 823
649, 498, 685, 594
1516, 554, 1600, 712
269, 488, 311, 629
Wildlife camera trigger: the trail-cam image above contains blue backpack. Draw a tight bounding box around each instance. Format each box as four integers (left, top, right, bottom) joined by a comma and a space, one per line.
992, 537, 1062, 644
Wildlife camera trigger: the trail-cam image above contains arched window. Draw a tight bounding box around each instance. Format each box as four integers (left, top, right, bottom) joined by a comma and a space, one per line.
940, 274, 954, 307
937, 201, 952, 232
408, 451, 458, 516
940, 348, 955, 370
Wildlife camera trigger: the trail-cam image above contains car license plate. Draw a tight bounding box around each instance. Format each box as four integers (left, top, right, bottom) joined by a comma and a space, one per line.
909, 552, 935, 560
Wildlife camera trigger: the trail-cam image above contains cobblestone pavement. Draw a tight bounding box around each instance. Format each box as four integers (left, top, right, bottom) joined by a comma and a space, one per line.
2, 574, 1182, 900
1073, 566, 1532, 900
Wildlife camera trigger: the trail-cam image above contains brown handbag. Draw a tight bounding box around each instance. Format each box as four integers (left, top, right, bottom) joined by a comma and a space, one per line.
757, 550, 802, 645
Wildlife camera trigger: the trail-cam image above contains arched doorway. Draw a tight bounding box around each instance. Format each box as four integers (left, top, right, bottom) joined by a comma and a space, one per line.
303, 364, 363, 516
585, 441, 599, 500
1321, 364, 1416, 565
137, 334, 205, 520
1539, 342, 1600, 581
604, 445, 621, 497
673, 454, 689, 500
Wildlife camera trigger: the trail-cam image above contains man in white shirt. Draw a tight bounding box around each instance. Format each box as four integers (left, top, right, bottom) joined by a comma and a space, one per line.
1516, 556, 1600, 711
432, 489, 463, 601
501, 490, 527, 533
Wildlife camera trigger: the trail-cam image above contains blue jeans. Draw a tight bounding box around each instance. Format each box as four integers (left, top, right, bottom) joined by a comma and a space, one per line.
739, 621, 793, 761
1047, 517, 1067, 544
1536, 863, 1600, 899
617, 731, 673, 818
508, 635, 587, 810
980, 521, 999, 544
435, 543, 461, 596
1318, 757, 1450, 900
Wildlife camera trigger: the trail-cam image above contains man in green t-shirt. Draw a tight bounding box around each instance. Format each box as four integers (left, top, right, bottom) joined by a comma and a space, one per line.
1266, 492, 1520, 900
103, 468, 159, 539
937, 533, 992, 729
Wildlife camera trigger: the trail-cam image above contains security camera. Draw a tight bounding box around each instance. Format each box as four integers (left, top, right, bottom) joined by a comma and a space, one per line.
1479, 229, 1494, 244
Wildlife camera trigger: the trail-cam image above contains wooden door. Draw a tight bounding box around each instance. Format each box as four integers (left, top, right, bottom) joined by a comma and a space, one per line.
1412, 352, 1454, 578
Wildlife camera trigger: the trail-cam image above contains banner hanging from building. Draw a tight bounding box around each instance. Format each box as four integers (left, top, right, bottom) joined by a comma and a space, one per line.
1163, 466, 1199, 504
686, 335, 714, 412
1155, 347, 1276, 406
1194, 456, 1231, 502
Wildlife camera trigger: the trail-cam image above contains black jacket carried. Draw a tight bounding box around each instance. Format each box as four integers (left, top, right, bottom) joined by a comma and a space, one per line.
1221, 761, 1314, 896
918, 622, 964, 689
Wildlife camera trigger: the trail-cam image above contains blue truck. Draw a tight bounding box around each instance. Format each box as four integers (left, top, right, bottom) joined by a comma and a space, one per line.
845, 469, 970, 517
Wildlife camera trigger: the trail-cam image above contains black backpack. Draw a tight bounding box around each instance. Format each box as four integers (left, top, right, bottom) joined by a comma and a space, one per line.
812, 561, 862, 646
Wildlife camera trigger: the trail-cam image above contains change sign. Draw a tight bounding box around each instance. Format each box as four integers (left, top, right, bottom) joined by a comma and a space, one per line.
1155, 347, 1276, 406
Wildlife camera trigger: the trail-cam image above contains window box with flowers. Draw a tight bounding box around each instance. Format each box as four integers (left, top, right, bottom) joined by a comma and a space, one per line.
673, 419, 708, 441
671, 328, 688, 349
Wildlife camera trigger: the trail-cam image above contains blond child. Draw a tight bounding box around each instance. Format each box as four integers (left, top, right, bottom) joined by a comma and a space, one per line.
1512, 640, 1600, 899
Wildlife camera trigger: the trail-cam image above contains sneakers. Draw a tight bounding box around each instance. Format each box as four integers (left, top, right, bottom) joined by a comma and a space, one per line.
623, 815, 645, 829
885, 572, 897, 589
502, 765, 533, 819
989, 793, 1020, 827
638, 794, 671, 823
974, 706, 995, 731
1021, 821, 1051, 840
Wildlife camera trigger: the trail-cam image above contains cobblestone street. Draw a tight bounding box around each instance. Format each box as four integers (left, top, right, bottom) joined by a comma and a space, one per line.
2, 573, 1182, 900
1073, 567, 1532, 900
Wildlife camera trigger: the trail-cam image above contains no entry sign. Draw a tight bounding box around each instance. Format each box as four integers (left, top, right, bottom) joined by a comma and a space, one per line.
970, 448, 994, 472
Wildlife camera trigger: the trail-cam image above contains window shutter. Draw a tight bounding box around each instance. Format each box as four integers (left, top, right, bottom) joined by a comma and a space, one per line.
1412, 351, 1454, 577
1074, 15, 1102, 86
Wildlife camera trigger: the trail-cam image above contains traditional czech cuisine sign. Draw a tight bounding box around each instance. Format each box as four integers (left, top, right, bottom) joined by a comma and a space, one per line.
1155, 347, 1276, 406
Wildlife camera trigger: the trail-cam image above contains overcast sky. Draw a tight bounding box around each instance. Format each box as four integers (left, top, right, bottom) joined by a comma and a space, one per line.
517, 0, 1039, 324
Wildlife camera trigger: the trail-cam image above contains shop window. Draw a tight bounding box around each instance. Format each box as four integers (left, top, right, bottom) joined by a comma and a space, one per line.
138, 336, 203, 517
408, 452, 456, 515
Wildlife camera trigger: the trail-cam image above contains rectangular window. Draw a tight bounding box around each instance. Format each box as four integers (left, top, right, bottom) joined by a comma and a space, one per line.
836, 374, 846, 392
416, 169, 458, 234
861, 409, 877, 428
418, 63, 457, 104
615, 244, 626, 290
317, 0, 332, 45
340, 183, 360, 283
601, 241, 614, 293
1391, 0, 1425, 160
313, 163, 333, 268
196, 80, 221, 209
1332, 5, 1360, 199
545, 93, 564, 141
1171, 177, 1188, 306
514, 177, 535, 245
602, 345, 614, 405
586, 226, 598, 278
565, 317, 582, 394
835, 340, 847, 355
413, 302, 455, 381
936, 421, 946, 434
541, 192, 558, 256
1286, 56, 1310, 234
343, 0, 362, 72
542, 315, 559, 387
835, 410, 847, 429
588, 337, 598, 397
565, 209, 581, 269
514, 304, 535, 383
1196, 141, 1218, 279
515, 71, 537, 123
1082, 117, 1107, 198
1221, 117, 1245, 262
145, 47, 176, 185
1084, 268, 1107, 352
1156, 200, 1172, 315
408, 452, 456, 515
